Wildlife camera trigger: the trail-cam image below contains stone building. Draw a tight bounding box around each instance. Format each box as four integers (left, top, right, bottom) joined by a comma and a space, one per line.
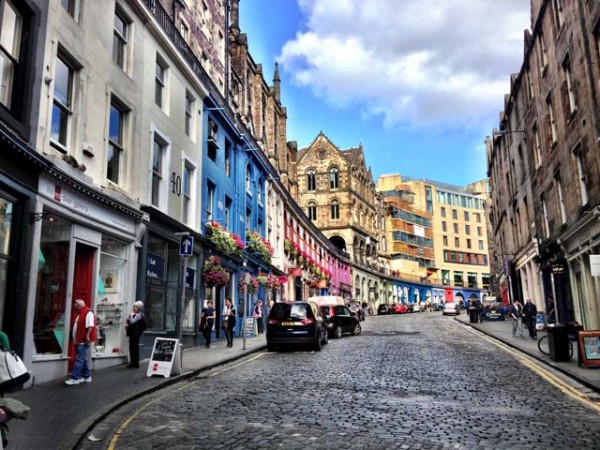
488, 0, 600, 329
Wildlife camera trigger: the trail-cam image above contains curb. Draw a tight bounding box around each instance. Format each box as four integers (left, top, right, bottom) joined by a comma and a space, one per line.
67, 345, 267, 450
455, 317, 600, 395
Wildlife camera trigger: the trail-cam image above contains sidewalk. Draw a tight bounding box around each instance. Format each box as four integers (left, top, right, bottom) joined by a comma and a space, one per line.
5, 334, 266, 450
455, 314, 600, 393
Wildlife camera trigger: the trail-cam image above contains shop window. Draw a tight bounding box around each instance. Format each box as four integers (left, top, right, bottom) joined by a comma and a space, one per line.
0, 198, 13, 330
96, 236, 127, 355
33, 215, 71, 355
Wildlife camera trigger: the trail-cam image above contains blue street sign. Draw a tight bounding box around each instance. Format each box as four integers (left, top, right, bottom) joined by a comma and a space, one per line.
179, 235, 194, 256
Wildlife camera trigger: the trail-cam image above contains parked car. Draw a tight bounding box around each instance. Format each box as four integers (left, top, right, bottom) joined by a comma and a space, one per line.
320, 304, 362, 338
411, 303, 422, 313
391, 303, 408, 314
442, 302, 460, 316
377, 304, 392, 315
347, 303, 365, 321
266, 301, 329, 351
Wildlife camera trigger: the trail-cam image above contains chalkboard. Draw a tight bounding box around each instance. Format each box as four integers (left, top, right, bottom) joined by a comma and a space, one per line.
147, 338, 180, 378
243, 317, 255, 338
578, 331, 600, 368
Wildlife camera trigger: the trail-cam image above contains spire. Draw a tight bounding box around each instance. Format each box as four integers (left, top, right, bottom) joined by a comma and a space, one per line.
273, 62, 281, 103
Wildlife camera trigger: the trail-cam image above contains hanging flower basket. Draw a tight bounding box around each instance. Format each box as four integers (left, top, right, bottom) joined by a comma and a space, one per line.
206, 221, 244, 257
203, 256, 230, 288
246, 231, 274, 263
256, 272, 269, 286
239, 274, 259, 294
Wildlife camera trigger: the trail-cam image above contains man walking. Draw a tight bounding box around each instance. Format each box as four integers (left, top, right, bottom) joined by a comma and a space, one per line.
522, 298, 538, 339
510, 300, 525, 338
65, 299, 96, 385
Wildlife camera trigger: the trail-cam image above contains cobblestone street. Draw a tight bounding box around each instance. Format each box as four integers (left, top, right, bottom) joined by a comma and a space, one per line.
81, 314, 600, 450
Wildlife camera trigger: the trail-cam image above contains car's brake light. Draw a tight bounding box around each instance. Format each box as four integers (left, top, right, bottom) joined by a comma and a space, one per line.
268, 319, 280, 325
300, 318, 314, 325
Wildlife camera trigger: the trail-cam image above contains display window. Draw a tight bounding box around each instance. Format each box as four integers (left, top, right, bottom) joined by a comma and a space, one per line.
33, 214, 71, 355
0, 197, 13, 331
145, 235, 168, 331
182, 256, 197, 331
96, 236, 128, 355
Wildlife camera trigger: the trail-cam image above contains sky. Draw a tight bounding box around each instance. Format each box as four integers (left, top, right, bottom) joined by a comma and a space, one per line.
239, 0, 531, 186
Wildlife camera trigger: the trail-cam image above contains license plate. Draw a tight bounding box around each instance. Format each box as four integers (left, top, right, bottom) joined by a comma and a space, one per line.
282, 322, 297, 326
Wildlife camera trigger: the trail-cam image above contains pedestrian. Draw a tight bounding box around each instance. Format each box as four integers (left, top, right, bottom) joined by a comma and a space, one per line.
253, 299, 264, 334
522, 298, 538, 339
509, 300, 525, 338
0, 331, 9, 350
222, 298, 237, 348
200, 300, 215, 348
502, 303, 509, 320
477, 300, 485, 323
124, 301, 146, 368
65, 299, 96, 385
267, 299, 274, 316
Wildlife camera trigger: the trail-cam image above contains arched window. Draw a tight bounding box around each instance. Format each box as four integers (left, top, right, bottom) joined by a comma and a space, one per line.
306, 169, 316, 191
330, 199, 340, 220
307, 201, 317, 221
245, 164, 252, 191
329, 167, 339, 189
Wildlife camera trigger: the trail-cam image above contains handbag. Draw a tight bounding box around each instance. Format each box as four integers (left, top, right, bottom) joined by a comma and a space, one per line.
0, 349, 30, 392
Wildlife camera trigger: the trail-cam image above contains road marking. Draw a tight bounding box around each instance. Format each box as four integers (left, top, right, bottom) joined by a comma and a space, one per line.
107, 353, 265, 450
463, 325, 600, 413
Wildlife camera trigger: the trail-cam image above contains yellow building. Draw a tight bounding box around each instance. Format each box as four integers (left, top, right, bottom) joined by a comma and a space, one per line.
379, 175, 491, 292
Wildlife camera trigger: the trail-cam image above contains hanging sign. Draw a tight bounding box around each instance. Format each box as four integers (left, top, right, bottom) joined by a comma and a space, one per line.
146, 338, 181, 378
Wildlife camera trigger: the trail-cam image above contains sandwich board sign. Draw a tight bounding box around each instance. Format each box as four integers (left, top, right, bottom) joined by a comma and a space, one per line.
146, 338, 181, 378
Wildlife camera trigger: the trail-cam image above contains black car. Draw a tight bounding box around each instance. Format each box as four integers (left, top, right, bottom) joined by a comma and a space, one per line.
266, 301, 328, 351
320, 304, 362, 338
377, 304, 391, 315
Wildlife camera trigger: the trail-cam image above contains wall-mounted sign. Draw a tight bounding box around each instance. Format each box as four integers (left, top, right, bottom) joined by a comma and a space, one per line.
146, 254, 164, 282
551, 263, 564, 274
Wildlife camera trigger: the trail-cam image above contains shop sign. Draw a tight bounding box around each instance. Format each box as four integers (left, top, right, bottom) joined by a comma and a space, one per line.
590, 255, 600, 277
39, 177, 135, 234
146, 254, 164, 281
551, 263, 564, 274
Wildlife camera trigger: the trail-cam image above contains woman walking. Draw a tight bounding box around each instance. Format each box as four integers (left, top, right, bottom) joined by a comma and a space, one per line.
222, 298, 236, 347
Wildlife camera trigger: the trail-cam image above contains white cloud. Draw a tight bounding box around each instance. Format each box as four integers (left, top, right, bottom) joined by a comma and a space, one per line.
279, 0, 529, 131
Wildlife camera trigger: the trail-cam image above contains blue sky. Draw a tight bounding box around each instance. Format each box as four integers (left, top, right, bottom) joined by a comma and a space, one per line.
239, 0, 530, 186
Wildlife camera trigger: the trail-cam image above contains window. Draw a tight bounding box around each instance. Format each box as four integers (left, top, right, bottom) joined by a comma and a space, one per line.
61, 0, 78, 18
441, 207, 446, 218
0, 0, 22, 109
547, 96, 557, 144
307, 202, 317, 221
467, 272, 477, 288
533, 124, 542, 168
475, 213, 481, 223
477, 227, 482, 236
552, 0, 564, 29
245, 165, 252, 192
330, 199, 340, 220
453, 223, 459, 233
107, 100, 126, 184
441, 269, 450, 285
51, 55, 75, 152
206, 182, 215, 222
556, 177, 566, 225
479, 240, 484, 250
329, 167, 339, 190
257, 178, 263, 204
224, 141, 231, 177
151, 132, 168, 207
464, 211, 469, 221
538, 31, 548, 71
307, 169, 316, 191
180, 19, 189, 42
224, 197, 232, 230
182, 160, 195, 225
562, 57, 576, 114
185, 92, 194, 138
454, 272, 464, 287
246, 208, 251, 231
155, 57, 167, 108
443, 235, 448, 246
442, 221, 447, 232
113, 8, 129, 70
541, 195, 550, 239
465, 224, 470, 235
455, 237, 460, 248
575, 151, 588, 205
452, 209, 457, 220
466, 239, 471, 249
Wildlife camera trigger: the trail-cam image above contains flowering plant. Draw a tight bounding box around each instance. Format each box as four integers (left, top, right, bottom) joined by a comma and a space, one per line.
246, 231, 274, 263
256, 272, 269, 286
203, 256, 230, 288
239, 274, 259, 294
206, 221, 244, 257
278, 275, 289, 285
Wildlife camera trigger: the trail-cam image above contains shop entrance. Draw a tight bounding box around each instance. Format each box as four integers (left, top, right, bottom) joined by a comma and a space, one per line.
68, 243, 96, 370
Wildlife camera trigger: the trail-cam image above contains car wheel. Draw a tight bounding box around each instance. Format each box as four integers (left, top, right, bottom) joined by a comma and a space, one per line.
321, 330, 329, 345
314, 332, 322, 351
333, 326, 342, 339
351, 322, 362, 336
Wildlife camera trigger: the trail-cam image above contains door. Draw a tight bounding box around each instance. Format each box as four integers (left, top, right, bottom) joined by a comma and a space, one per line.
68, 243, 96, 370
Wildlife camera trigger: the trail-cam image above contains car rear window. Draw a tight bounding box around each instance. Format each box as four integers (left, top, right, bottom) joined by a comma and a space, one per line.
270, 303, 312, 320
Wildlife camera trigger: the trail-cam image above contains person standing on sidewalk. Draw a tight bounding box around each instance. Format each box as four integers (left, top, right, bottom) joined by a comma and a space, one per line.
253, 299, 264, 334
509, 300, 525, 338
125, 301, 146, 368
522, 298, 538, 339
200, 300, 216, 348
222, 298, 236, 348
65, 299, 97, 386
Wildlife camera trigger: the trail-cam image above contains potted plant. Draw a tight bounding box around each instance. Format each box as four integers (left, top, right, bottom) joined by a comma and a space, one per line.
203, 256, 230, 288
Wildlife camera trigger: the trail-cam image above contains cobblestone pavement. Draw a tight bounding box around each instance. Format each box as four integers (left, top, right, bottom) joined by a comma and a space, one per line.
80, 314, 600, 450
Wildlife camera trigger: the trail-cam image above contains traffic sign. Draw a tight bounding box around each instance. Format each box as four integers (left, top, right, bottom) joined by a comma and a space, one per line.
179, 235, 193, 256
